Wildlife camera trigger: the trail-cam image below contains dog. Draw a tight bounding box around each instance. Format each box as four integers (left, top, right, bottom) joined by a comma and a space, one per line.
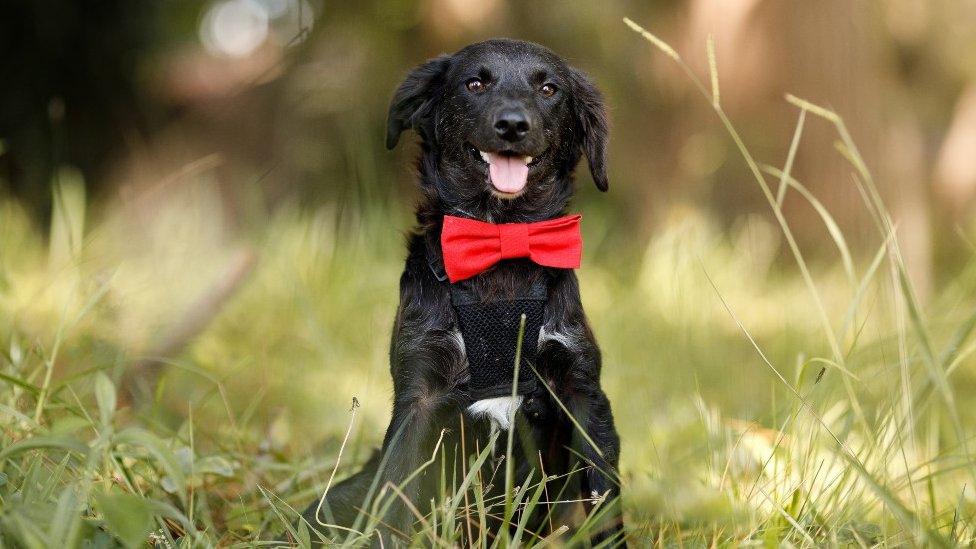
300, 38, 622, 546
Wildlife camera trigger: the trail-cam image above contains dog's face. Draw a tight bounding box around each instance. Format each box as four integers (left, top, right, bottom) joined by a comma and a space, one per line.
386, 39, 608, 221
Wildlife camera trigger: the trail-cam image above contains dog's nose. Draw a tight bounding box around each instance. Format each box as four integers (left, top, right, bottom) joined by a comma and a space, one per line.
493, 109, 531, 142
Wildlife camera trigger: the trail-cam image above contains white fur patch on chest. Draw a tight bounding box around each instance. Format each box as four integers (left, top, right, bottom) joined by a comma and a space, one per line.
467, 395, 523, 430
538, 324, 578, 351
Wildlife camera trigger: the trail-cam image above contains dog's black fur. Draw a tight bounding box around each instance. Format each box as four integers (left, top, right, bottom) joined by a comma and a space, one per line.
300, 38, 622, 546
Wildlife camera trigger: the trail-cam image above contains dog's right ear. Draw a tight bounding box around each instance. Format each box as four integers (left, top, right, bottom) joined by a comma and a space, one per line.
385, 55, 453, 150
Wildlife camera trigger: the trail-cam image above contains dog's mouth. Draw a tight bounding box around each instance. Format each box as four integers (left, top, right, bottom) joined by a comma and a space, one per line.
467, 144, 541, 197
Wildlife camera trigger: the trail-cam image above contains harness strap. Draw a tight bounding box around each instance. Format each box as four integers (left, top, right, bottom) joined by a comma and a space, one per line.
430, 250, 547, 401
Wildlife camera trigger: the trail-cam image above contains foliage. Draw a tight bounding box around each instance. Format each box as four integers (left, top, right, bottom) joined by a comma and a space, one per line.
3, 22, 976, 547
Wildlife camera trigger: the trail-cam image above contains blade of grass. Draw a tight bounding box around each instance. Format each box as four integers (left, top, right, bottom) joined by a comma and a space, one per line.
775, 110, 806, 208
761, 165, 855, 289
707, 34, 719, 108
503, 313, 527, 547
623, 17, 868, 435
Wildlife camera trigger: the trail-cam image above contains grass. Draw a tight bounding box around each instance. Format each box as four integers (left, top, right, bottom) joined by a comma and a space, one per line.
3, 21, 976, 546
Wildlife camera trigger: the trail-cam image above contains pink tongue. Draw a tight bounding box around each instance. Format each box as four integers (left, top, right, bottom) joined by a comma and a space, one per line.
487, 153, 529, 193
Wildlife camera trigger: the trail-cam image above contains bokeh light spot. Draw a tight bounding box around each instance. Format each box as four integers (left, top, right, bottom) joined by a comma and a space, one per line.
200, 0, 270, 58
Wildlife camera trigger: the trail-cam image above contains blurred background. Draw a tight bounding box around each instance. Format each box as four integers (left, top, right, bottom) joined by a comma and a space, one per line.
4, 0, 976, 538
6, 1, 976, 279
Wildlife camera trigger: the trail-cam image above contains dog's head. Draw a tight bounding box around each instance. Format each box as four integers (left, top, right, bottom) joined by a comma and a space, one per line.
386, 39, 608, 222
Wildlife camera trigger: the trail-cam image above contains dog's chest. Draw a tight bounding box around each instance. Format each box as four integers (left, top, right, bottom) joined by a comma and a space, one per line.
451, 279, 544, 393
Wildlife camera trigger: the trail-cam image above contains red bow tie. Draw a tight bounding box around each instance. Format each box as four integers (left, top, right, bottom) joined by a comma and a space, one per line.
440, 214, 583, 282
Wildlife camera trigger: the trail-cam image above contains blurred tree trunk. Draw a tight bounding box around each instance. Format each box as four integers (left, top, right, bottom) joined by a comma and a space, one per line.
934, 85, 976, 221
673, 0, 933, 301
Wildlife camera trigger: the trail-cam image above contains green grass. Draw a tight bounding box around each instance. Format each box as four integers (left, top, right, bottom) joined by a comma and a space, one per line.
4, 22, 976, 546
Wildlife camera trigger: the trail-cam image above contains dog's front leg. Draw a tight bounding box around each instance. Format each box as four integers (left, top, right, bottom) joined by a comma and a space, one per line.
541, 272, 624, 544
369, 321, 464, 544
371, 394, 444, 540
561, 349, 624, 545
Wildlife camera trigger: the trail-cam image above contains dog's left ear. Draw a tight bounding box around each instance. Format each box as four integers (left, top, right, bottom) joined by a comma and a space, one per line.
569, 68, 609, 192
386, 55, 453, 150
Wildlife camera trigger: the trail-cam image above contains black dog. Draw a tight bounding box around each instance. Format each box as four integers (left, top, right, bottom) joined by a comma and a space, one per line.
301, 38, 622, 546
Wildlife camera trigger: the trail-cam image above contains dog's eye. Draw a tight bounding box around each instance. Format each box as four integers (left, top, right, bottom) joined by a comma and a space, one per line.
465, 78, 486, 93
539, 83, 558, 97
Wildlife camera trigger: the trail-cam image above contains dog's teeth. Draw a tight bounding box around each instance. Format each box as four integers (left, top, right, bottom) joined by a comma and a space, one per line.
524, 156, 533, 164
479, 151, 490, 163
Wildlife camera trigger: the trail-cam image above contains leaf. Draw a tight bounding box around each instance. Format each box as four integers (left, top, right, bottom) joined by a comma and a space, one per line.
48, 416, 93, 436
0, 403, 39, 428
144, 499, 194, 532
6, 513, 50, 549
94, 492, 155, 549
297, 519, 311, 547
195, 455, 235, 477
93, 372, 116, 427
49, 485, 84, 547
0, 435, 89, 461
113, 428, 186, 503
0, 371, 40, 394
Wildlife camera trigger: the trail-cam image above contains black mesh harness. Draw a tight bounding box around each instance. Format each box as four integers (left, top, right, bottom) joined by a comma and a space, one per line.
430, 256, 547, 401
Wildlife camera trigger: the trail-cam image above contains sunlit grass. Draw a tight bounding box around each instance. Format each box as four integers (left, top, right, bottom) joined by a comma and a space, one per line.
2, 22, 976, 547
